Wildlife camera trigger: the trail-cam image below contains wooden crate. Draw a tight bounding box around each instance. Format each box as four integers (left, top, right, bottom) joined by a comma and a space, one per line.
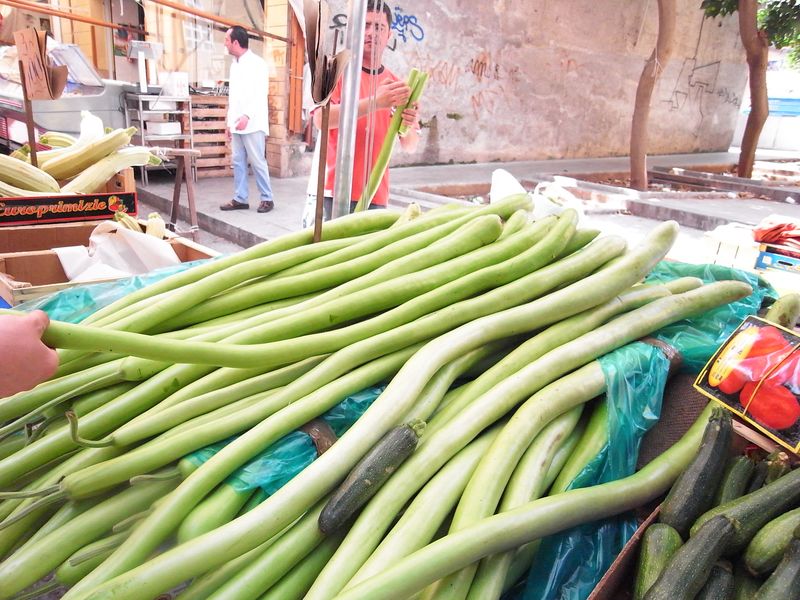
0, 224, 219, 305
589, 419, 791, 600
185, 95, 233, 179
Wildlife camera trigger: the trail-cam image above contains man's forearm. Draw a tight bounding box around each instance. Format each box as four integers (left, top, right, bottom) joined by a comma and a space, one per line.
314, 97, 377, 131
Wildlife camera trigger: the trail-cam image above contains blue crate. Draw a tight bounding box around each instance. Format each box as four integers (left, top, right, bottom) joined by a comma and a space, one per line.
755, 246, 800, 274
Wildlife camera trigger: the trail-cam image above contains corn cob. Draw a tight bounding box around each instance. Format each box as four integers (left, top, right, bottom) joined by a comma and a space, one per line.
39, 131, 78, 148
60, 146, 161, 194
41, 127, 137, 181
113, 210, 144, 232
0, 153, 60, 192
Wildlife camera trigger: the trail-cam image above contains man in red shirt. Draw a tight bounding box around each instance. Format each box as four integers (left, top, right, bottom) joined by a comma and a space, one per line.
314, 0, 420, 217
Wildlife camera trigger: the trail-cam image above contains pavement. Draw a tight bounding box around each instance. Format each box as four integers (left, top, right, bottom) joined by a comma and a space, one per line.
136, 148, 800, 294
138, 149, 800, 247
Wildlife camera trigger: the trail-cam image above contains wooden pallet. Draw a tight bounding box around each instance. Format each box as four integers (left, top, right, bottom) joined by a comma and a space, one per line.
185, 95, 233, 179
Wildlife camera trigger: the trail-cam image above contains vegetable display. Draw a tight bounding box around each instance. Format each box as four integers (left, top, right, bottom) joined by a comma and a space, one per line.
632, 411, 800, 599
0, 197, 764, 600
0, 115, 161, 197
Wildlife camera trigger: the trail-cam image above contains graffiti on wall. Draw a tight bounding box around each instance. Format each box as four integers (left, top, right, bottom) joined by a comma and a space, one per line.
391, 6, 425, 43
409, 47, 519, 119
662, 17, 741, 117
665, 58, 722, 111
330, 6, 425, 50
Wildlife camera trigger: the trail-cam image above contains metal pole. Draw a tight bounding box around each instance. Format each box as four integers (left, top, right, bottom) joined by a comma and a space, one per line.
331, 0, 367, 219
17, 61, 38, 168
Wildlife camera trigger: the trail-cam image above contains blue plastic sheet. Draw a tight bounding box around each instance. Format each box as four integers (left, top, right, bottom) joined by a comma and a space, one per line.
16, 257, 218, 323
520, 343, 669, 600
644, 261, 777, 371
184, 386, 386, 495
516, 261, 777, 599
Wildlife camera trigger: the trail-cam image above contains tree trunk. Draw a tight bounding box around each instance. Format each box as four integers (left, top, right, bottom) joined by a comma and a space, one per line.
737, 0, 769, 178
629, 0, 677, 191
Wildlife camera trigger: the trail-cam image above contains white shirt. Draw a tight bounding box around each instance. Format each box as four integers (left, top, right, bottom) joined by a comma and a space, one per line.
227, 50, 270, 135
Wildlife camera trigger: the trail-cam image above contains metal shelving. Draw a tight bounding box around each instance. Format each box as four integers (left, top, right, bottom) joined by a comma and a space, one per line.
123, 93, 195, 185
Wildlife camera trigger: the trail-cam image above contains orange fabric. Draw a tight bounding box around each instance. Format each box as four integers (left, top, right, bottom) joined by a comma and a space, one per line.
754, 215, 800, 257
323, 69, 398, 206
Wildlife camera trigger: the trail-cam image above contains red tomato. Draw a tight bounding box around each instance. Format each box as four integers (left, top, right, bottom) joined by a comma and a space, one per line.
740, 381, 800, 430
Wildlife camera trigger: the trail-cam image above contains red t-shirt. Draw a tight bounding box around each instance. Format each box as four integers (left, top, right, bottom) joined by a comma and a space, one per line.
323, 68, 398, 206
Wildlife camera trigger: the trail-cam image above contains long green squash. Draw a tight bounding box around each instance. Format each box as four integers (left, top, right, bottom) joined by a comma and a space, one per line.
70, 223, 676, 600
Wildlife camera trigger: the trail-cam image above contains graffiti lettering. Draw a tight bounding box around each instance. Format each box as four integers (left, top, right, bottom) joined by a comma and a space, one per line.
330, 13, 348, 32
716, 87, 741, 107
331, 7, 423, 44
406, 49, 461, 90
429, 60, 461, 89
470, 87, 505, 118
665, 58, 721, 111
468, 57, 502, 81
465, 51, 520, 85
391, 6, 425, 43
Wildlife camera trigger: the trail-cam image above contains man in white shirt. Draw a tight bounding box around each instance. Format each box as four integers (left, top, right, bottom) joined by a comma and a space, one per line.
220, 26, 275, 214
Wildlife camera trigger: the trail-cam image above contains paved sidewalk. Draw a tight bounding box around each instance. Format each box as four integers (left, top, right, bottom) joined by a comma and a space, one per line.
137, 150, 800, 248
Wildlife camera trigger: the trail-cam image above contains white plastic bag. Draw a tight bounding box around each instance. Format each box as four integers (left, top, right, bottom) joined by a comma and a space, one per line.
53, 221, 180, 283
489, 168, 528, 204
530, 177, 585, 223
76, 110, 105, 147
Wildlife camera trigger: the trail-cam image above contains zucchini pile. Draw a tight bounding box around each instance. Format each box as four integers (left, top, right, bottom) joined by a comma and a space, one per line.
635, 408, 800, 600
0, 199, 757, 599
1, 124, 161, 197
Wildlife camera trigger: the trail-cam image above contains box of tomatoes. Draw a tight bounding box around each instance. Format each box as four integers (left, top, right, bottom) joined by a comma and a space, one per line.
694, 315, 800, 453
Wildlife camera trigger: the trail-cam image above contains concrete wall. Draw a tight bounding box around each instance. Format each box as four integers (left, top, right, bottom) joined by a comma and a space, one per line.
325, 0, 748, 166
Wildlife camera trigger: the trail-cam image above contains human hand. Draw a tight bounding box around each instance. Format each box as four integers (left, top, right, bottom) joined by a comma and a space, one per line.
0, 311, 58, 397
225, 127, 231, 142
235, 115, 249, 131
376, 80, 411, 110
400, 102, 419, 131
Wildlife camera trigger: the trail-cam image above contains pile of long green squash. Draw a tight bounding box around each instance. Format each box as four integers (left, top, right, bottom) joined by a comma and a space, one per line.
0, 195, 756, 600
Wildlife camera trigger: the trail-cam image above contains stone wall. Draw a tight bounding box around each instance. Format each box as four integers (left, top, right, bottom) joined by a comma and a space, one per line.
323, 0, 747, 166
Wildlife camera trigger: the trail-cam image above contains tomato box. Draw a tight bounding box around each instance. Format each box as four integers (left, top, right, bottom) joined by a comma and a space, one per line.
694, 316, 800, 454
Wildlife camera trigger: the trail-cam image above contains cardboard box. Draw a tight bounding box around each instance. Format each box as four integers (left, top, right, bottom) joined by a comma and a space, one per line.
702, 224, 760, 271
695, 316, 800, 454
145, 121, 182, 135
0, 192, 137, 227
755, 244, 800, 274
101, 167, 136, 194
0, 222, 219, 305
589, 421, 791, 600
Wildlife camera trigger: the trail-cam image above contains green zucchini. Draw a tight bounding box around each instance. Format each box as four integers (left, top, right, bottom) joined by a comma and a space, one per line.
764, 292, 800, 330
764, 452, 791, 485
644, 515, 737, 600
696, 561, 734, 600
744, 507, 800, 576
754, 536, 800, 599
692, 468, 800, 556
633, 523, 683, 600
734, 560, 761, 600
659, 407, 732, 537
746, 460, 769, 494
714, 455, 756, 507
318, 421, 425, 534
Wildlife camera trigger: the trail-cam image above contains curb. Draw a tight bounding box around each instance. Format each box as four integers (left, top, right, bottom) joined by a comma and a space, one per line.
137, 188, 269, 248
